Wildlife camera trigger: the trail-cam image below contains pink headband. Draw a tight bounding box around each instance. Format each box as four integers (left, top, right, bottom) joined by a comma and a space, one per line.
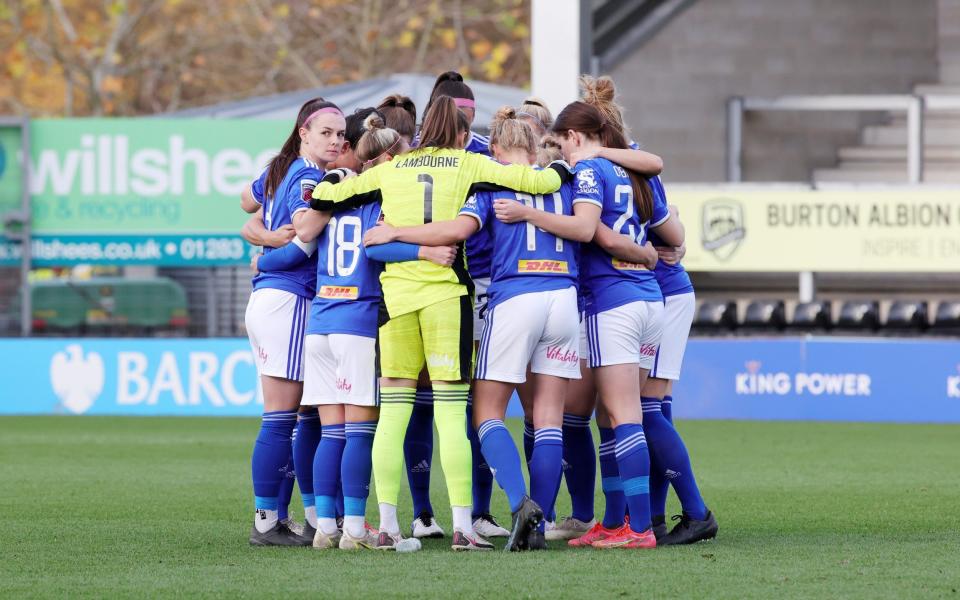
454, 97, 476, 109
302, 106, 343, 128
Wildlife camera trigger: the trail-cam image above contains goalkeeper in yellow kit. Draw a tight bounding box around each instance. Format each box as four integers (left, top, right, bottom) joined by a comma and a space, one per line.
311, 96, 570, 551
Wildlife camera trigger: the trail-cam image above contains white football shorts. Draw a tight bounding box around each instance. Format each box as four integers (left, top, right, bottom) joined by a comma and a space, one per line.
472, 277, 491, 343
649, 292, 695, 381
578, 314, 589, 363
302, 333, 378, 406
475, 286, 581, 383
584, 300, 664, 369
245, 288, 309, 381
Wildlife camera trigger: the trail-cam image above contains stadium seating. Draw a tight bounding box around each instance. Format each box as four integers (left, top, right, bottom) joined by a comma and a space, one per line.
835, 300, 880, 331
790, 300, 833, 331
932, 300, 960, 332
692, 300, 737, 333
885, 300, 929, 331
741, 300, 787, 331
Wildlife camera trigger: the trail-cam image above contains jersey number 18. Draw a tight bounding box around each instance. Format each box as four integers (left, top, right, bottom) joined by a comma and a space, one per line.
325, 215, 362, 277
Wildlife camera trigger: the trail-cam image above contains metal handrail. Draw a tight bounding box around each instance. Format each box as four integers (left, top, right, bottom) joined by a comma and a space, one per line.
725, 93, 960, 184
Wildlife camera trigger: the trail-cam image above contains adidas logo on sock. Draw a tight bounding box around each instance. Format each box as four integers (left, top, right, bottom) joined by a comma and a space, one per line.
257, 509, 268, 520
561, 459, 571, 471
411, 460, 431, 473
665, 469, 681, 479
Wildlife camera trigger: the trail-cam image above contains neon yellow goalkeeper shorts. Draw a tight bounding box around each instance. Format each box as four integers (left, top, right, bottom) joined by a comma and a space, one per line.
379, 295, 473, 382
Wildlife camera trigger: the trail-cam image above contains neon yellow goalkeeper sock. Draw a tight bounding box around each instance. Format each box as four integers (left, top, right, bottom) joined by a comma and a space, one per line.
433, 384, 473, 509
372, 387, 415, 507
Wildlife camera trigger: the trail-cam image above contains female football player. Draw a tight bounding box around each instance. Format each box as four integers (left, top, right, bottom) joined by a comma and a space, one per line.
497, 98, 682, 549
423, 71, 490, 155
377, 94, 417, 145
363, 106, 599, 550
257, 113, 456, 551
238, 97, 343, 547
310, 96, 570, 551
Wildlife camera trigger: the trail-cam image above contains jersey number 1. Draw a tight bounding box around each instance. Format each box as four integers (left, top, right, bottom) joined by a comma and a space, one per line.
418, 174, 433, 224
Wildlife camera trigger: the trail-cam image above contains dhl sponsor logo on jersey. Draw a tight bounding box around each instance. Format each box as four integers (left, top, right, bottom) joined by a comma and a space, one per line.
517, 260, 569, 274
318, 286, 359, 300
611, 259, 648, 271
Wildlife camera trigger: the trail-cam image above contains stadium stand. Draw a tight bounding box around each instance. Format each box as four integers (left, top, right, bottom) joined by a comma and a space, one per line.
741, 300, 786, 332
692, 300, 738, 334
834, 301, 881, 332
885, 300, 929, 332
932, 300, 960, 332
790, 301, 833, 332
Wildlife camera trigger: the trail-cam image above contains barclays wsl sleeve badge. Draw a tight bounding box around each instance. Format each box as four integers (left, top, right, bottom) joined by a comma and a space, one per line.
701, 198, 745, 261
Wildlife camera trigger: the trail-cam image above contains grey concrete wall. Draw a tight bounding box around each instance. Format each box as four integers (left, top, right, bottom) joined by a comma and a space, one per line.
608, 0, 939, 182
941, 0, 960, 83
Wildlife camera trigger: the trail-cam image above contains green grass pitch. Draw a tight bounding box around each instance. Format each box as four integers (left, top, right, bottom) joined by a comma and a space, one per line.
3, 416, 959, 598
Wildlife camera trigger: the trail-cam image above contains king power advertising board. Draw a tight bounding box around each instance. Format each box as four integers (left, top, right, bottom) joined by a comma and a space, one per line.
0, 119, 287, 266
1, 338, 958, 422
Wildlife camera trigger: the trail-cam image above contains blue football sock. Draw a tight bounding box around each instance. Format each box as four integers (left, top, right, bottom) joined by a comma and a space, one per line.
313, 424, 346, 529
478, 419, 527, 513
644, 399, 670, 520
467, 398, 494, 518
522, 419, 535, 466
342, 421, 377, 522
529, 427, 563, 532
562, 413, 596, 522
277, 450, 294, 521
642, 397, 707, 520
614, 423, 652, 533
251, 410, 297, 518
403, 389, 434, 516
598, 426, 626, 529
661, 395, 673, 424
293, 411, 322, 519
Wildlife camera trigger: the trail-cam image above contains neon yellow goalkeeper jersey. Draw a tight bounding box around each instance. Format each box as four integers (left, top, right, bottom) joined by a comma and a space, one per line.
312, 147, 564, 317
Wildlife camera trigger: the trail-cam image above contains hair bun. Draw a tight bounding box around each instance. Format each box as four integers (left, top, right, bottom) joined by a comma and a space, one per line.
493, 105, 517, 123
438, 70, 464, 83
579, 75, 616, 106
363, 112, 385, 132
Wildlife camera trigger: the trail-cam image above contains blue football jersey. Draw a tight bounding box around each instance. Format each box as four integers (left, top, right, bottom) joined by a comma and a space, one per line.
459, 181, 578, 310
465, 131, 491, 156
646, 176, 693, 297
251, 157, 322, 298
465, 222, 493, 279
411, 131, 490, 156
575, 158, 668, 315
306, 202, 385, 338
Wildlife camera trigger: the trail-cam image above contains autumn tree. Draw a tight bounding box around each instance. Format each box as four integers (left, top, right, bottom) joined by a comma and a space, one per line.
0, 0, 530, 117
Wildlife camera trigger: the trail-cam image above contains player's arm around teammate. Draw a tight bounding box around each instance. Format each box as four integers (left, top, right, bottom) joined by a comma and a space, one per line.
244, 98, 344, 547
554, 100, 682, 550
310, 97, 569, 552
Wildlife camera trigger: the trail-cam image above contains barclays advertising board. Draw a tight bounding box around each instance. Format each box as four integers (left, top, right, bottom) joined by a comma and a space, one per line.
0, 339, 262, 416
0, 337, 958, 422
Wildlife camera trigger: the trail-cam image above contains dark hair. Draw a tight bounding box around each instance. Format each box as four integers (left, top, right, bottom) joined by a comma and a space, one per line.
265, 97, 340, 200
344, 107, 384, 149
425, 71, 474, 113
418, 95, 470, 149
553, 101, 653, 221
377, 94, 417, 141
